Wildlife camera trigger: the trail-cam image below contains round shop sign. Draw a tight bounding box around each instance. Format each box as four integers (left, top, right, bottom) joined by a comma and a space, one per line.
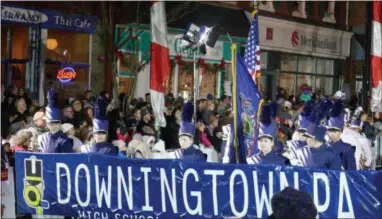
57, 67, 76, 83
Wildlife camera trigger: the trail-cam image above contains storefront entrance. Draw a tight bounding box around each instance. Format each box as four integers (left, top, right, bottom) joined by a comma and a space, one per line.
258, 70, 279, 101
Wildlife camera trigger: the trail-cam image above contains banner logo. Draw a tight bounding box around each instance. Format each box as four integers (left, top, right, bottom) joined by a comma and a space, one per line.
291, 30, 337, 50
291, 31, 300, 47
23, 156, 49, 215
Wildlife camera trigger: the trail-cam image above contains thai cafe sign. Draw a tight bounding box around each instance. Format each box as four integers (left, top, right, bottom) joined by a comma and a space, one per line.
1, 4, 97, 33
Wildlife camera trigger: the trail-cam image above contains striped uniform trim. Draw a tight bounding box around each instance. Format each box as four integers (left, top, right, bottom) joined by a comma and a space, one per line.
247, 155, 262, 165
37, 133, 51, 153
296, 146, 312, 167
81, 144, 94, 153
174, 149, 184, 159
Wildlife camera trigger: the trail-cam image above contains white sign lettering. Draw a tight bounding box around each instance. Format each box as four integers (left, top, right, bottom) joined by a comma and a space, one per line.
1, 6, 48, 24
257, 15, 353, 59
55, 163, 355, 218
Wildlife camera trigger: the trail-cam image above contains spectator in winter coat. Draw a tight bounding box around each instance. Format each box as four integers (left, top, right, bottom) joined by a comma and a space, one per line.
62, 105, 75, 125
24, 111, 47, 152
10, 130, 33, 152
72, 99, 85, 128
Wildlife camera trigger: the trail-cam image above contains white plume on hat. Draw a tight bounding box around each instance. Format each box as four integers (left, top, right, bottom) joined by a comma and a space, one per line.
61, 123, 74, 133
333, 90, 345, 100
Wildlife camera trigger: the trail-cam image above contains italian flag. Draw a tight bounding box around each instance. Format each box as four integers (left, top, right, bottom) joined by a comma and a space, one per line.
371, 1, 382, 112
150, 1, 170, 127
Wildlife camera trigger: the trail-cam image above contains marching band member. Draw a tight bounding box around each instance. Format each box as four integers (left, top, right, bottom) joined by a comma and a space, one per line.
168, 102, 207, 163
37, 89, 73, 153
295, 123, 341, 169
342, 110, 373, 170
80, 99, 118, 156
326, 100, 356, 170
287, 100, 315, 156
247, 104, 290, 165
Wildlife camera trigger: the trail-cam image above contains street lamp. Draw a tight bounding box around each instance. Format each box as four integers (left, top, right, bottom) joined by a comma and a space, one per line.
180, 23, 220, 124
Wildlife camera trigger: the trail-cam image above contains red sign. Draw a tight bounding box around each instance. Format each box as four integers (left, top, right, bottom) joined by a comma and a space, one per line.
57, 67, 76, 83
291, 31, 300, 47
266, 28, 273, 40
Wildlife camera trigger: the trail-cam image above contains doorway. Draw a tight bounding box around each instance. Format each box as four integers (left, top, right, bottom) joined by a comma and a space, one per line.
258, 70, 279, 101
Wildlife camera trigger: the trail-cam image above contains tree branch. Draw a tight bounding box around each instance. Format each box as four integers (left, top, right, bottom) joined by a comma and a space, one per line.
167, 2, 200, 24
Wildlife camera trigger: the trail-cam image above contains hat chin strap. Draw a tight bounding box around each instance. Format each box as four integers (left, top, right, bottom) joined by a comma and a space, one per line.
47, 123, 61, 133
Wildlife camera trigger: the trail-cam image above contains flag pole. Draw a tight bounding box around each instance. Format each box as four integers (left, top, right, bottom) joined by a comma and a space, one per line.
363, 1, 372, 112
231, 44, 239, 163
193, 49, 198, 125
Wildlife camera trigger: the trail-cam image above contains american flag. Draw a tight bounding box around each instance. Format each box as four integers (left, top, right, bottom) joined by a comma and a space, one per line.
244, 11, 261, 83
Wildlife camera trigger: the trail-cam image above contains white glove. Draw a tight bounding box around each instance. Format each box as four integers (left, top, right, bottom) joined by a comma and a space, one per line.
216, 132, 223, 139
290, 159, 303, 166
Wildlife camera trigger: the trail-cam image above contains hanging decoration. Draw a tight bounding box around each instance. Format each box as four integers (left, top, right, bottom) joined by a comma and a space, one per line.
182, 61, 194, 74
175, 55, 183, 69
217, 59, 226, 99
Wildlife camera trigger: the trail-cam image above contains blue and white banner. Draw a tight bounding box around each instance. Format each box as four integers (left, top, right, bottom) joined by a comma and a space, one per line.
1, 4, 97, 33
15, 152, 382, 219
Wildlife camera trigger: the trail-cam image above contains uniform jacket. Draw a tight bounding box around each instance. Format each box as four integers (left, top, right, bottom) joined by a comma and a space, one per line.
327, 139, 356, 170
342, 127, 372, 170
294, 144, 341, 170
38, 131, 73, 153
247, 151, 290, 165
170, 145, 207, 163
81, 142, 118, 156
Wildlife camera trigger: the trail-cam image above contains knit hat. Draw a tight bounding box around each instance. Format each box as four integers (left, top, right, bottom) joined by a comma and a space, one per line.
270, 187, 317, 219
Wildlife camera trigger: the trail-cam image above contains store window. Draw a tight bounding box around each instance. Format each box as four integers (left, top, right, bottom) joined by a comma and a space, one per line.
298, 56, 315, 74
1, 24, 30, 87
315, 76, 333, 96
45, 29, 90, 100
46, 29, 89, 63
281, 54, 297, 72
279, 73, 296, 96
11, 25, 29, 59
1, 25, 8, 59
297, 74, 315, 91
278, 54, 336, 97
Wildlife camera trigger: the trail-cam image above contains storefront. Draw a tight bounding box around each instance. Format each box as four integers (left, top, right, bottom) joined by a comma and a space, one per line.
115, 24, 246, 100
256, 15, 353, 100
115, 15, 352, 101
1, 4, 97, 104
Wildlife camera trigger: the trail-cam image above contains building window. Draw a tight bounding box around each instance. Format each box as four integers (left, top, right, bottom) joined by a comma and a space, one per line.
287, 1, 299, 14
305, 1, 316, 18
46, 29, 90, 63
1, 24, 30, 87
45, 29, 91, 100
1, 25, 8, 59
278, 54, 335, 97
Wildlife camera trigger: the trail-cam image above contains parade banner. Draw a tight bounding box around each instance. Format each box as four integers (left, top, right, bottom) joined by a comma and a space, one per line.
15, 152, 382, 219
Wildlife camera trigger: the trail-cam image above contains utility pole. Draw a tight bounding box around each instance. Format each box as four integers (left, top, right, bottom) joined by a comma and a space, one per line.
363, 1, 372, 112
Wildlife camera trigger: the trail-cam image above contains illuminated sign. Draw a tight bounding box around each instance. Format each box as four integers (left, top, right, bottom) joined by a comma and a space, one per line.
57, 67, 76, 83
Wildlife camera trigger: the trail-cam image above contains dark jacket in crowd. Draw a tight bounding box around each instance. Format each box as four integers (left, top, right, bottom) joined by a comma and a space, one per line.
161, 115, 180, 150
